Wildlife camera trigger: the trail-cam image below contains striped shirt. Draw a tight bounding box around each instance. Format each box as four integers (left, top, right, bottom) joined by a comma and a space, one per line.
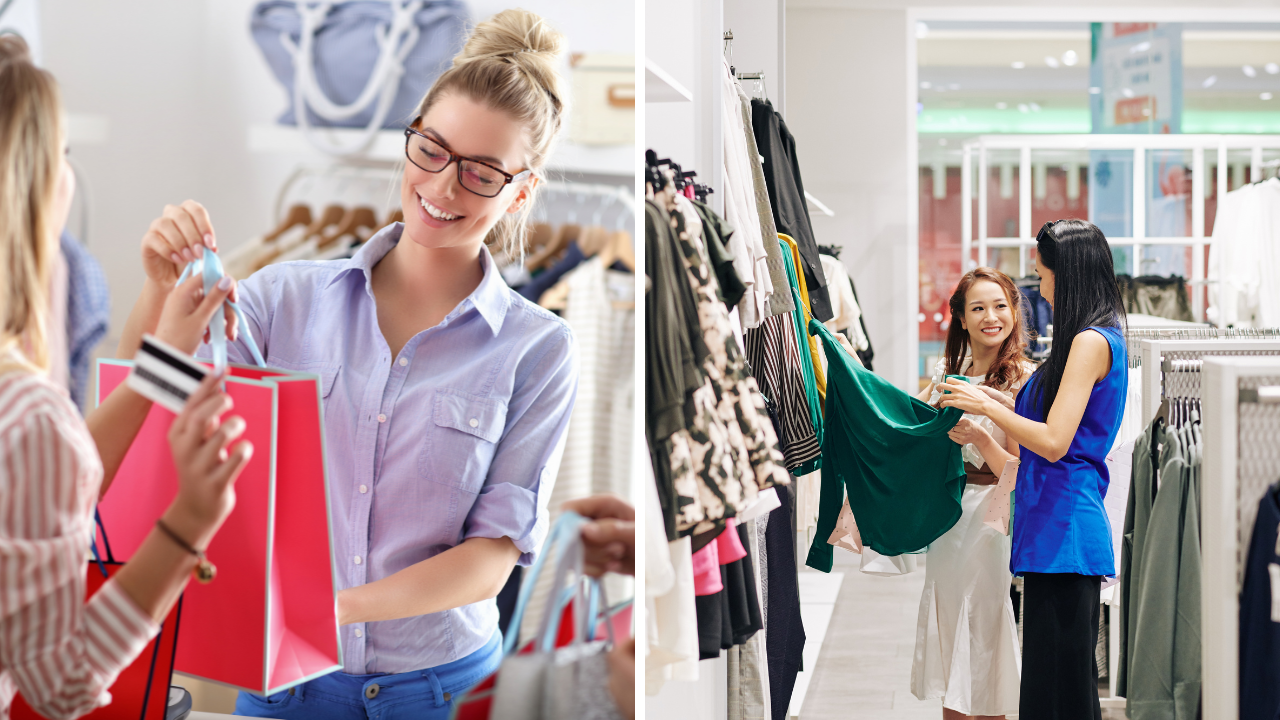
0, 372, 158, 720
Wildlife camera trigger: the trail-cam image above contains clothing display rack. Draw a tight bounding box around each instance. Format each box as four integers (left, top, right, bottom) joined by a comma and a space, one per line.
1139, 338, 1280, 427
1201, 356, 1280, 720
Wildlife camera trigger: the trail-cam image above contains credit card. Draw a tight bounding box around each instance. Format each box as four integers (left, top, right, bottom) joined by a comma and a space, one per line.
127, 334, 209, 414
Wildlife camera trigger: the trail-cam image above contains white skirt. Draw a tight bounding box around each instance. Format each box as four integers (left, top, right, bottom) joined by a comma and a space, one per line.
910, 483, 1021, 716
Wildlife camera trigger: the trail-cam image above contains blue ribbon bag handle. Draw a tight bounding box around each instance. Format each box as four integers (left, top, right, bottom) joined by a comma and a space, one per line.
502, 511, 590, 656
175, 251, 266, 372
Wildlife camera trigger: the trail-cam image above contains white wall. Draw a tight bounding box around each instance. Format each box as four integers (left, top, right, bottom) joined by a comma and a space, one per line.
40, 0, 633, 345
787, 0, 1280, 390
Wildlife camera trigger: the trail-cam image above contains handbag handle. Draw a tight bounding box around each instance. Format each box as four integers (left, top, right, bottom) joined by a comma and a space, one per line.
283, 0, 423, 156
502, 511, 588, 655
89, 509, 112, 578
174, 251, 266, 372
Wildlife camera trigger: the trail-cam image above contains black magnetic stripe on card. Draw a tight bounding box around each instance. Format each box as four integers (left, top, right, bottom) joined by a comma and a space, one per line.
134, 365, 191, 402
140, 339, 206, 382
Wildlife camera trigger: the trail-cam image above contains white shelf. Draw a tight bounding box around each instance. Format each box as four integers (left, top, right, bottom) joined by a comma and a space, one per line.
247, 124, 634, 177
645, 58, 694, 103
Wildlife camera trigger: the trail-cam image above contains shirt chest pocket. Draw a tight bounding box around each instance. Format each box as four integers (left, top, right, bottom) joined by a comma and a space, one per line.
419, 389, 508, 493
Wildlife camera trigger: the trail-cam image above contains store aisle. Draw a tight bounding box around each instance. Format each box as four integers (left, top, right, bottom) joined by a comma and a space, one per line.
798, 551, 1126, 719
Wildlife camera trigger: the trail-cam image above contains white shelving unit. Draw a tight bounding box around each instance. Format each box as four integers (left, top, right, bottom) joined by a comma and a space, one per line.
247, 124, 635, 178
646, 58, 694, 103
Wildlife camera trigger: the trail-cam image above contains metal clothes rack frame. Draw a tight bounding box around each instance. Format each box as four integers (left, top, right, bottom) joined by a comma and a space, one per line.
1201, 356, 1280, 720
1139, 338, 1280, 427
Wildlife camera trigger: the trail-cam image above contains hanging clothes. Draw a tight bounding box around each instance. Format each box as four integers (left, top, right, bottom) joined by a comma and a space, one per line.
782, 235, 826, 404
1116, 275, 1194, 322
846, 272, 875, 371
743, 311, 821, 472
1207, 177, 1280, 328
819, 253, 869, 353
751, 98, 833, 322
719, 57, 774, 328
1239, 482, 1280, 720
778, 237, 824, 476
806, 320, 964, 570
736, 85, 792, 320
764, 483, 805, 720
59, 232, 109, 412
1018, 284, 1053, 341
691, 199, 747, 310
1118, 424, 1159, 697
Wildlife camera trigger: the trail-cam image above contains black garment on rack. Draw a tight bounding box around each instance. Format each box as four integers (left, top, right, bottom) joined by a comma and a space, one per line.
728, 522, 764, 645
692, 199, 747, 310
1240, 482, 1280, 720
751, 98, 833, 323
517, 241, 585, 301
646, 200, 710, 540
765, 482, 805, 720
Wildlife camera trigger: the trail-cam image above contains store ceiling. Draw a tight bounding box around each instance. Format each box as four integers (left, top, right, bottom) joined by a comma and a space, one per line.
917, 21, 1280, 134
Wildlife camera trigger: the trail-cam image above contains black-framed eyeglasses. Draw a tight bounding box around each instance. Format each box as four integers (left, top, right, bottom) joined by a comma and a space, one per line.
403, 124, 532, 198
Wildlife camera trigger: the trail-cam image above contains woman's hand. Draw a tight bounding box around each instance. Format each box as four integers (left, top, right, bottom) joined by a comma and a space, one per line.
561, 495, 635, 577
980, 385, 1016, 412
163, 373, 253, 551
141, 201, 218, 288
154, 274, 239, 355
947, 417, 989, 446
937, 380, 998, 416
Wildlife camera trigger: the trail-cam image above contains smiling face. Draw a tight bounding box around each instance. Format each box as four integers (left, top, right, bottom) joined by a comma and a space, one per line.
960, 279, 1016, 352
399, 93, 535, 252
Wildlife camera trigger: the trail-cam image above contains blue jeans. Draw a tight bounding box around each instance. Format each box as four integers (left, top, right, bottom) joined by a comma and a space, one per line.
233, 632, 502, 719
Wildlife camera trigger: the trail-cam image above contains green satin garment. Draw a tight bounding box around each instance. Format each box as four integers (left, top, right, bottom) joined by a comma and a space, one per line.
805, 320, 966, 571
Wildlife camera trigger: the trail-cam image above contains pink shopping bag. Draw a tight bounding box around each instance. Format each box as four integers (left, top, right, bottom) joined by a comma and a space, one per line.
95, 359, 342, 696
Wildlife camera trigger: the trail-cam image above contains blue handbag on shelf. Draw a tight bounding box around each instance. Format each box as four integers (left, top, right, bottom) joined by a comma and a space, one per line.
250, 0, 468, 155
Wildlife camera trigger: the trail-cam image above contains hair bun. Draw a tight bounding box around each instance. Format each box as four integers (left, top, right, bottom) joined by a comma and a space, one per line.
456, 8, 566, 66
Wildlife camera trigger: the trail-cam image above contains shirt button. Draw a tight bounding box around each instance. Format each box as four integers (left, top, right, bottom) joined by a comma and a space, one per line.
469, 418, 479, 428
360, 484, 368, 494
377, 414, 387, 423
354, 628, 363, 638
398, 357, 408, 367
354, 556, 362, 565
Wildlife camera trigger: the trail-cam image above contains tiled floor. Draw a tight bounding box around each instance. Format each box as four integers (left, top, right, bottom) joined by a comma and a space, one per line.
797, 551, 1127, 720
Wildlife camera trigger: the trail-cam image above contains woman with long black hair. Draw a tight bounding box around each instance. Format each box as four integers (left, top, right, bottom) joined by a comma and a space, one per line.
938, 219, 1127, 720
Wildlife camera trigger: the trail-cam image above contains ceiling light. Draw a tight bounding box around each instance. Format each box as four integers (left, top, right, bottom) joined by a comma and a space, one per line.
1130, 41, 1151, 54
1263, 92, 1274, 101
1203, 75, 1218, 88
1018, 103, 1030, 113
948, 83, 960, 90
1244, 65, 1258, 78
1011, 61, 1026, 69
920, 81, 932, 89
1062, 50, 1079, 67
996, 101, 1008, 110
1045, 56, 1060, 69
1029, 102, 1041, 112
916, 21, 929, 39
1089, 86, 1102, 94
1269, 63, 1280, 75
1122, 88, 1135, 98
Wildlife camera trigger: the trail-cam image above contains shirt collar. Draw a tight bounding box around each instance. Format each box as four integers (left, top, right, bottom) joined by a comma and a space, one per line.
326, 223, 510, 336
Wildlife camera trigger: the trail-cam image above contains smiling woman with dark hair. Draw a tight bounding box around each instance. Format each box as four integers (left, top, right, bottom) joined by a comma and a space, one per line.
939, 219, 1128, 720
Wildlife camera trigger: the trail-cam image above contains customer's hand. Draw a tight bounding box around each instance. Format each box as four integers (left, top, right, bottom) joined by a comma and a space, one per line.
154, 273, 239, 355
947, 417, 989, 447
979, 385, 1016, 412
562, 495, 635, 577
140, 201, 218, 288
938, 379, 998, 416
163, 373, 252, 552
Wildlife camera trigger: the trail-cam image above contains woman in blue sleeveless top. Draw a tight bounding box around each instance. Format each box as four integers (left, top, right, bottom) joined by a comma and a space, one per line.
940, 220, 1126, 720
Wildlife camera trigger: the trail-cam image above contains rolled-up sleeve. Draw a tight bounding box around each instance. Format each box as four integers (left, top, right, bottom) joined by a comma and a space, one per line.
462, 325, 578, 565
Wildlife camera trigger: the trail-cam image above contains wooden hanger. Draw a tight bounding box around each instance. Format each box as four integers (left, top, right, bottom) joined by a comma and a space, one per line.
526, 223, 580, 270
385, 209, 404, 227
320, 206, 377, 249
577, 225, 610, 257
526, 222, 554, 253
263, 204, 312, 243
256, 204, 344, 269
608, 230, 634, 271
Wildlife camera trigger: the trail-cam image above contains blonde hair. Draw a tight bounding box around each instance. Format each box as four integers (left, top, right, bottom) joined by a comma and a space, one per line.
0, 35, 60, 374
413, 9, 567, 258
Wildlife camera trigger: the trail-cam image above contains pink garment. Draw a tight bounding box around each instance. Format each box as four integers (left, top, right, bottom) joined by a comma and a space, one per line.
715, 519, 747, 564
691, 540, 722, 596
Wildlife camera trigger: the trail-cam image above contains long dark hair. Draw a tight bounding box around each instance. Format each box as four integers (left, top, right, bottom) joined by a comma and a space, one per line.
944, 267, 1030, 392
1028, 219, 1127, 417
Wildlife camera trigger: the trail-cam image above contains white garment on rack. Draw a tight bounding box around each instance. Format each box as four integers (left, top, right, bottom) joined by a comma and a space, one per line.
646, 535, 700, 695
1208, 178, 1280, 327
820, 254, 869, 352
720, 56, 773, 329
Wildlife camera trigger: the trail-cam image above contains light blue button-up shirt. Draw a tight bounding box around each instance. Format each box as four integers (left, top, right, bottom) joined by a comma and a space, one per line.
201, 224, 577, 674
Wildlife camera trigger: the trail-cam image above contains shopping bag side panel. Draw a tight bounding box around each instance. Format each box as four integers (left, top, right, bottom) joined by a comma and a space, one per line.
265, 376, 342, 693
170, 380, 277, 691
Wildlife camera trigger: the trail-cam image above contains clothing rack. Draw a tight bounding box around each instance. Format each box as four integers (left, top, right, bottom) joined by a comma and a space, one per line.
1139, 338, 1280, 426
1201, 356, 1280, 720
